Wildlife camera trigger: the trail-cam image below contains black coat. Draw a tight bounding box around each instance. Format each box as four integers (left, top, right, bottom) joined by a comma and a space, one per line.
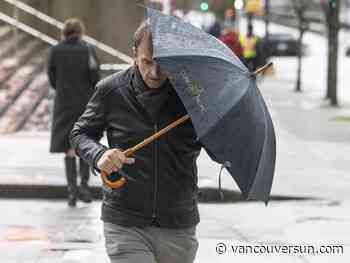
70, 67, 202, 228
48, 37, 100, 153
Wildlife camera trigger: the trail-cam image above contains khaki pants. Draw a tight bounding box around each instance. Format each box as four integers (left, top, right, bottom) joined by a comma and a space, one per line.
103, 222, 198, 263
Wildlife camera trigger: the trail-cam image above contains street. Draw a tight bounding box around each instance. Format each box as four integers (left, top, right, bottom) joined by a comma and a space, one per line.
1, 60, 350, 261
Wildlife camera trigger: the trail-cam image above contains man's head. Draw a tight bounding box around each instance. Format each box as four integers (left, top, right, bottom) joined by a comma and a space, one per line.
133, 21, 168, 89
63, 18, 85, 40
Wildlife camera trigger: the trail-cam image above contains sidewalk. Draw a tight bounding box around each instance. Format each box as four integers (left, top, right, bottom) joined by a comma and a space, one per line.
1, 72, 350, 262
0, 199, 348, 263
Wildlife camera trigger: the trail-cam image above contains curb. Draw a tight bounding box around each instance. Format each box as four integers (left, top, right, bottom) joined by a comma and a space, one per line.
0, 185, 315, 202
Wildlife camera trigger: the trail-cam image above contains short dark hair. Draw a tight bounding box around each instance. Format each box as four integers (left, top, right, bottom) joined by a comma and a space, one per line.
63, 18, 85, 39
133, 20, 151, 51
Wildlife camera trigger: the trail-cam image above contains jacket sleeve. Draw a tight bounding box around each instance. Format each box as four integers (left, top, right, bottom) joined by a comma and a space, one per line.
47, 48, 57, 89
70, 82, 109, 170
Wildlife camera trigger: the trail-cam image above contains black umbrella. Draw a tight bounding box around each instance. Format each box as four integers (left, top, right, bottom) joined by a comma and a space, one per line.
147, 9, 276, 205
102, 9, 276, 205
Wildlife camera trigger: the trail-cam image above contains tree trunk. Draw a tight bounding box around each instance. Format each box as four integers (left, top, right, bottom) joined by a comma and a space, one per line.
326, 25, 332, 99
291, 0, 308, 93
326, 1, 340, 106
264, 0, 270, 59
295, 27, 304, 92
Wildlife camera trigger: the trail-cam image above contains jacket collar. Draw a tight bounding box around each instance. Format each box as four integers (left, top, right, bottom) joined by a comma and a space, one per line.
63, 36, 81, 44
130, 66, 173, 122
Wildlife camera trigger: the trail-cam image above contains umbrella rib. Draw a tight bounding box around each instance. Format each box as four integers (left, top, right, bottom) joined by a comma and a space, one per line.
155, 53, 249, 74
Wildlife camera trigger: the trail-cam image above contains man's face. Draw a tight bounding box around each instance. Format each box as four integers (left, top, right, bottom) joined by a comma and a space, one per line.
135, 32, 168, 89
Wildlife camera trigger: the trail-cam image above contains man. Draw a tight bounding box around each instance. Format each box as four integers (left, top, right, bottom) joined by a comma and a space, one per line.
70, 21, 201, 263
48, 18, 100, 207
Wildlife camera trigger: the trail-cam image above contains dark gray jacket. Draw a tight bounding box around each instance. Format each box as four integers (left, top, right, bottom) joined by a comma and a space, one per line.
70, 66, 202, 228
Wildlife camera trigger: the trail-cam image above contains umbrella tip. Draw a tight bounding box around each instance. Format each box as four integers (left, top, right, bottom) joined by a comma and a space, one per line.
253, 62, 274, 77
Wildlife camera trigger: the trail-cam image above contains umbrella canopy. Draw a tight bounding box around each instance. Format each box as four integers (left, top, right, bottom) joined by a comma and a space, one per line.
148, 9, 276, 205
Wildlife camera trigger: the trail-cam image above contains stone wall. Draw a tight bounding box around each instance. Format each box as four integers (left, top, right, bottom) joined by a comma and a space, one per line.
1, 0, 148, 62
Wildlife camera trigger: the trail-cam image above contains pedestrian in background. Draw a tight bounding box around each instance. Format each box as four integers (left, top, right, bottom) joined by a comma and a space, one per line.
47, 18, 100, 207
239, 24, 265, 71
219, 27, 243, 60
204, 12, 221, 38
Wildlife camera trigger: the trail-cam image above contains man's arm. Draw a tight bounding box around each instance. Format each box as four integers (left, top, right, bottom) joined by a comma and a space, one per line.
70, 81, 135, 175
70, 83, 108, 170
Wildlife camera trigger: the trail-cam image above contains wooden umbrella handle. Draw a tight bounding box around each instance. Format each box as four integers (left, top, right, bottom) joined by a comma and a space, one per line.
253, 62, 273, 76
100, 148, 133, 188
101, 115, 190, 188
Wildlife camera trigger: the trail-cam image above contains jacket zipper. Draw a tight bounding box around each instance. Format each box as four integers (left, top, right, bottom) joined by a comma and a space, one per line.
152, 124, 158, 220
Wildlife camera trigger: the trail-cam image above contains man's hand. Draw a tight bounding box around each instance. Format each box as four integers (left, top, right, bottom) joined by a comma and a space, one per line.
97, 149, 135, 174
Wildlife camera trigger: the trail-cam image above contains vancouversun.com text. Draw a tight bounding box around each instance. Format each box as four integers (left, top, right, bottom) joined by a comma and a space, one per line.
215, 242, 344, 256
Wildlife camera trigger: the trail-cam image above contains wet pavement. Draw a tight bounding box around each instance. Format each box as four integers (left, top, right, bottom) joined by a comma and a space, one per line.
1, 70, 350, 262
0, 198, 348, 263
0, 200, 108, 263
1, 71, 350, 261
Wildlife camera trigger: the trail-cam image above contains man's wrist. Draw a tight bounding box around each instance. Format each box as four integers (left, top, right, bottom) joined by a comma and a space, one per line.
93, 147, 108, 172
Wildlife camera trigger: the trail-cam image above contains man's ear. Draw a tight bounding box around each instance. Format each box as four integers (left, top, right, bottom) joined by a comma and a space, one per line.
133, 47, 138, 66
